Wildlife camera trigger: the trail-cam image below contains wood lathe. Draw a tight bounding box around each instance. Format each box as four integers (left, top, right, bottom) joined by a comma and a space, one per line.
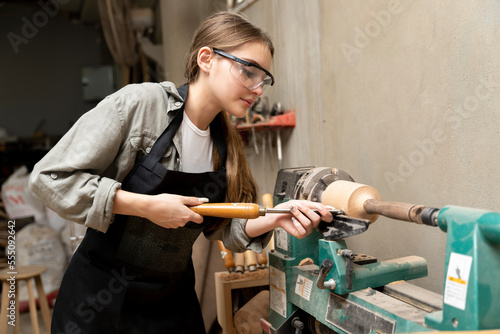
250, 166, 499, 334
197, 167, 500, 333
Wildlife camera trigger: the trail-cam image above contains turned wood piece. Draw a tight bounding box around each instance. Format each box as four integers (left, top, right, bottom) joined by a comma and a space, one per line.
321, 180, 382, 223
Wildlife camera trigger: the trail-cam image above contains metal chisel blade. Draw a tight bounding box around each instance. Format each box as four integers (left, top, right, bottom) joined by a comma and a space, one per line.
265, 208, 344, 215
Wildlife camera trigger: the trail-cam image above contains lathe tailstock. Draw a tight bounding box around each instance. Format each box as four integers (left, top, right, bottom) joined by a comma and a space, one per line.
261, 167, 500, 334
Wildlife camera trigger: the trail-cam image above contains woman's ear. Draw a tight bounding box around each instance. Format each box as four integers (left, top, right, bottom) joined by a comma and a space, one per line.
197, 47, 214, 74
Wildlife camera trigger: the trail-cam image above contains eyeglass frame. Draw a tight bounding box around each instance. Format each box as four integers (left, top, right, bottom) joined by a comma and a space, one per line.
212, 48, 275, 90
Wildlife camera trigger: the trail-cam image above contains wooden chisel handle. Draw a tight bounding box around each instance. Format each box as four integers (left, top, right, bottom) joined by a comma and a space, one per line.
235, 252, 245, 274
217, 241, 235, 273
245, 250, 257, 272
256, 251, 268, 268
190, 203, 262, 219
259, 193, 273, 262
262, 193, 273, 210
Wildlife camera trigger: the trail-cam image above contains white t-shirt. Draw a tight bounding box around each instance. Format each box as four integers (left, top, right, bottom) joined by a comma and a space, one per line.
180, 111, 214, 173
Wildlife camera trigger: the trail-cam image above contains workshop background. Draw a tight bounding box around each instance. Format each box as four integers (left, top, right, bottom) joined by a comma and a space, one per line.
1, 0, 500, 332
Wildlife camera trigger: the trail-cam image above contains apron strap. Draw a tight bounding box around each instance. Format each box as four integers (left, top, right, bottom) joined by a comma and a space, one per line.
141, 84, 227, 176
142, 110, 182, 175
210, 113, 228, 165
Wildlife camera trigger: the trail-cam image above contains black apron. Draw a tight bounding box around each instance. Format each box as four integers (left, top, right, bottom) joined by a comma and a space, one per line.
51, 85, 227, 334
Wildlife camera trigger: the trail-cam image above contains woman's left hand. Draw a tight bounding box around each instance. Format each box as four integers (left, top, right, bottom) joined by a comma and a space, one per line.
273, 200, 334, 239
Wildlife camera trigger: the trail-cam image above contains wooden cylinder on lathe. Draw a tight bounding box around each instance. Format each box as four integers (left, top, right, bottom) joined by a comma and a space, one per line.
321, 180, 382, 223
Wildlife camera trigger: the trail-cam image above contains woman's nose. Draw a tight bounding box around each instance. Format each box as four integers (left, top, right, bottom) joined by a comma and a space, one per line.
250, 84, 264, 96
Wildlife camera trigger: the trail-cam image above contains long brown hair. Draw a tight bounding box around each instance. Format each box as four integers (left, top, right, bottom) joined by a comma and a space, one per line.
185, 11, 274, 230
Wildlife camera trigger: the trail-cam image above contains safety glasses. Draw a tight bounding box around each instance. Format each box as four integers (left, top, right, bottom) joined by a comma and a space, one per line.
213, 48, 274, 94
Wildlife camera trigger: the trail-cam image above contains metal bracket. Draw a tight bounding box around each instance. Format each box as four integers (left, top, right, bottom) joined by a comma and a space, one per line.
339, 249, 354, 290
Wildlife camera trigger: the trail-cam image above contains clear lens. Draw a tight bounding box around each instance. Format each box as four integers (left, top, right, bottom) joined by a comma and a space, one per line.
230, 62, 272, 93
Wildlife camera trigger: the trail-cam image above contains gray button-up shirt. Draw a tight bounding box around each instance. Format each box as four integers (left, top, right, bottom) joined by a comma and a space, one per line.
29, 81, 270, 253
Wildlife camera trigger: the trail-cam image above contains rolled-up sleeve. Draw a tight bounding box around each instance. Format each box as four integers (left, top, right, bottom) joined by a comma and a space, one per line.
205, 218, 273, 253
29, 94, 126, 233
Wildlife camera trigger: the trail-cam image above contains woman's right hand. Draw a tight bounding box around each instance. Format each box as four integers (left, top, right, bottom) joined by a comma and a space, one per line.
141, 193, 208, 228
113, 190, 208, 229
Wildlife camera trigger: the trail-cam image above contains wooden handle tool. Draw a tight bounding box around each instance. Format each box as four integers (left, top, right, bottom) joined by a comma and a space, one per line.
190, 203, 340, 219
235, 252, 245, 274
262, 193, 274, 210
217, 241, 235, 273
244, 250, 257, 272
256, 193, 273, 267
256, 251, 268, 269
190, 203, 262, 219
263, 195, 275, 252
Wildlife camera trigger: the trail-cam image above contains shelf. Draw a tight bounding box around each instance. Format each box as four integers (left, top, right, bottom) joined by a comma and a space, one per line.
235, 110, 295, 132
215, 270, 269, 334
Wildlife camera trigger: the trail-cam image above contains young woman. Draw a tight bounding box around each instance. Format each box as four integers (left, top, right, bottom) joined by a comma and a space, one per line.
29, 11, 333, 333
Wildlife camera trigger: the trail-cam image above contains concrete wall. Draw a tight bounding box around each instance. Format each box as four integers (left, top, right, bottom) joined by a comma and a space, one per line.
237, 0, 500, 295
159, 0, 223, 85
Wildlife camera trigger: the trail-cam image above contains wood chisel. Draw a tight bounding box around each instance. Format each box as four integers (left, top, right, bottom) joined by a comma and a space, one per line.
245, 250, 257, 272
217, 241, 235, 273
189, 203, 342, 219
235, 253, 245, 274
256, 193, 273, 268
